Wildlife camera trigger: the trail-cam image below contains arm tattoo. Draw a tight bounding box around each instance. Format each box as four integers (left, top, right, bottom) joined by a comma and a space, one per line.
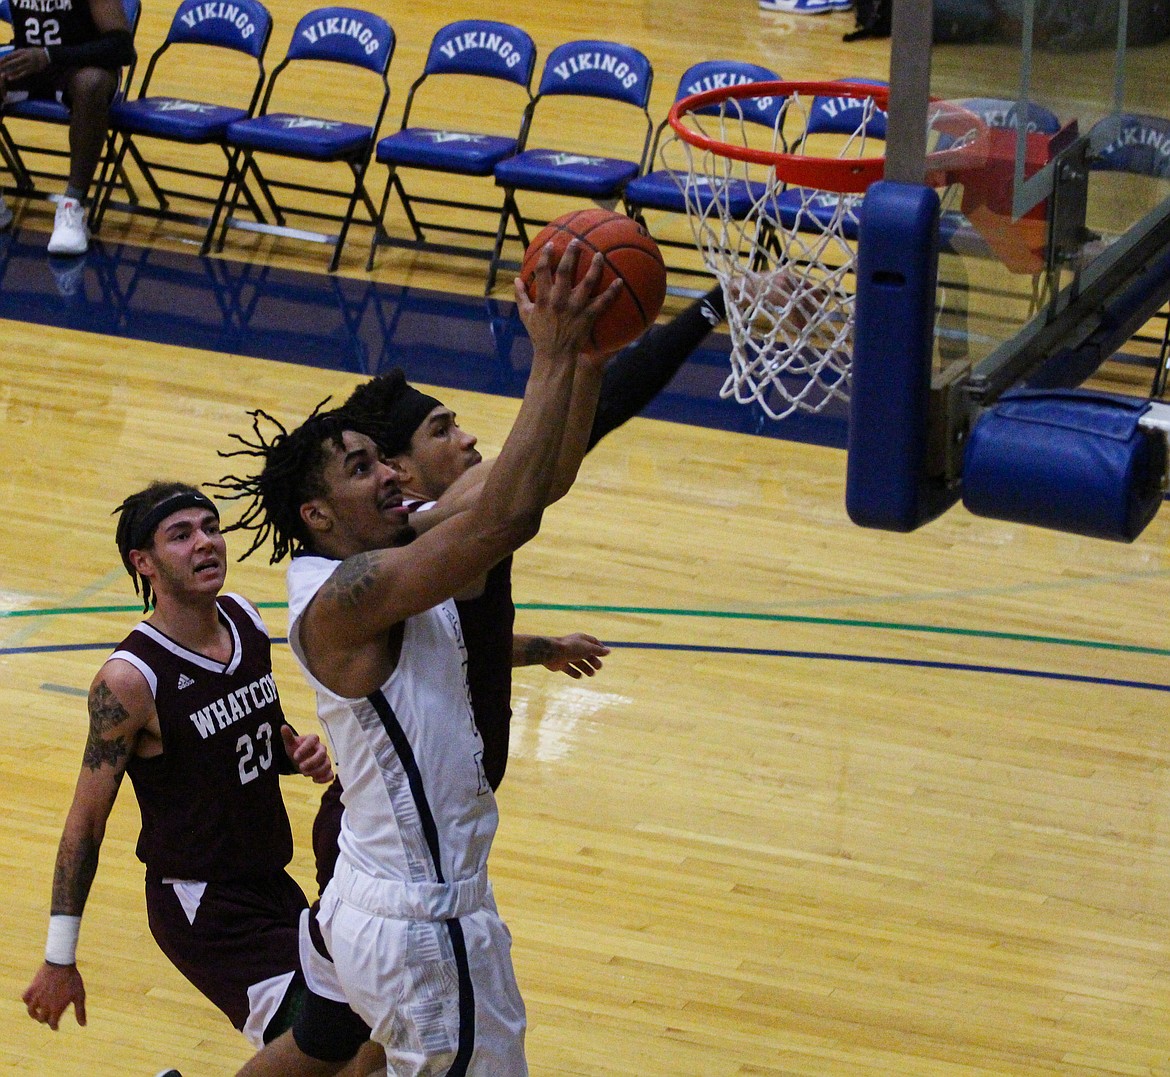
84, 679, 132, 773
516, 636, 557, 668
51, 834, 101, 916
327, 551, 381, 609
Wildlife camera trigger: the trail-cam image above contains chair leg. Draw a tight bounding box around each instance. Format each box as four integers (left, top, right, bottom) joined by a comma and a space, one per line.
0, 123, 34, 192
365, 167, 396, 272
204, 146, 244, 256
240, 155, 282, 227
486, 189, 525, 296
390, 171, 424, 243
329, 160, 368, 273
124, 137, 168, 209
90, 132, 126, 231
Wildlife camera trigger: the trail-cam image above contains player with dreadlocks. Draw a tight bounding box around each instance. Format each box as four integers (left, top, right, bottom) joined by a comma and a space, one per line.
22, 481, 334, 1069
340, 280, 727, 792
207, 242, 619, 1077
199, 279, 731, 1077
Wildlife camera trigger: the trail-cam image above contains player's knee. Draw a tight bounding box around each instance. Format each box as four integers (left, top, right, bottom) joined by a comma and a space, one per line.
69, 67, 117, 109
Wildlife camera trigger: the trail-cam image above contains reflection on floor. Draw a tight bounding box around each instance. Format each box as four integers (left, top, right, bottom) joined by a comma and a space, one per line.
0, 227, 848, 448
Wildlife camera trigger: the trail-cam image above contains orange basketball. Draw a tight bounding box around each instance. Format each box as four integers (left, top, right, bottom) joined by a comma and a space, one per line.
520, 208, 667, 355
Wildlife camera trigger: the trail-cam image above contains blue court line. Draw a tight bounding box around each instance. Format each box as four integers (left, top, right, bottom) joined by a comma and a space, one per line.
13, 638, 1170, 694
618, 641, 1170, 693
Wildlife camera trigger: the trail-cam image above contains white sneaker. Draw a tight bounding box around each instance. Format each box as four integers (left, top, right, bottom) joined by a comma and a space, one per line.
0, 194, 12, 231
47, 197, 90, 255
759, 0, 835, 11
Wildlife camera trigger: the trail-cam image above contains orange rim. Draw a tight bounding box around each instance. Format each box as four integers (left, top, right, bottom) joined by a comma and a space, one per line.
667, 80, 987, 194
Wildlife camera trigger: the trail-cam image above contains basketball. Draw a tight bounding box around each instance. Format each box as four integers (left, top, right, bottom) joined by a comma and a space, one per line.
520, 208, 667, 355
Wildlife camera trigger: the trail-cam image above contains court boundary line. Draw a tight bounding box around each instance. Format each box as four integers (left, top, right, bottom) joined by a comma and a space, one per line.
4, 601, 1168, 657
10, 637, 1169, 693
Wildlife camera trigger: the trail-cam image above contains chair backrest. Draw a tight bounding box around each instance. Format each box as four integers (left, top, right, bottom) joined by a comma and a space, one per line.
1090, 112, 1170, 178
805, 78, 888, 140
163, 0, 272, 58
284, 6, 394, 74
957, 97, 1061, 134
536, 39, 653, 108
674, 59, 783, 129
421, 19, 536, 87
121, 0, 141, 32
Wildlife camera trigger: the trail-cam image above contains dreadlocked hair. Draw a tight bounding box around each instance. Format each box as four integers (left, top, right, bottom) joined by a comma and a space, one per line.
114, 481, 207, 612
209, 402, 348, 564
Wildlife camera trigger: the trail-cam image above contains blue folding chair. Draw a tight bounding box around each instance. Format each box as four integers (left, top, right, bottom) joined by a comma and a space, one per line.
624, 60, 782, 285
1090, 111, 1170, 180
0, 0, 141, 223
935, 97, 1062, 256
365, 19, 537, 272
486, 38, 654, 294
212, 6, 395, 271
1088, 111, 1170, 394
93, 0, 274, 252
768, 79, 888, 243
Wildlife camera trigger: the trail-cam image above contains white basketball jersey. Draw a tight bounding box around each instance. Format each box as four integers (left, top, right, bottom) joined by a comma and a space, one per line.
287, 556, 497, 887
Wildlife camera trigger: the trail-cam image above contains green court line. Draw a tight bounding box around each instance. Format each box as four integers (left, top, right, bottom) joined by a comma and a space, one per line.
3, 600, 1167, 658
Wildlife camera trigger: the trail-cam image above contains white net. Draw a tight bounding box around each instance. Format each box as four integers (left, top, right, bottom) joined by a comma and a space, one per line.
664, 87, 885, 420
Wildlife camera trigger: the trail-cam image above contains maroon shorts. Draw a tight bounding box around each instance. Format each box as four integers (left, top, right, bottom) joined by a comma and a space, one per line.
145, 870, 308, 1040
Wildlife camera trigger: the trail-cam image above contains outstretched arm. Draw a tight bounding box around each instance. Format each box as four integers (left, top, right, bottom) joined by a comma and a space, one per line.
587, 284, 725, 450
513, 632, 610, 678
22, 659, 152, 1030
300, 245, 620, 697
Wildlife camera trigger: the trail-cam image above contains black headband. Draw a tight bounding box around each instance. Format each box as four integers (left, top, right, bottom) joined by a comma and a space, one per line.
129, 491, 219, 550
367, 384, 442, 457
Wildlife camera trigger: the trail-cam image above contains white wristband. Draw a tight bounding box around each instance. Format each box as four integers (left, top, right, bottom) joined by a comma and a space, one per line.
45, 914, 81, 966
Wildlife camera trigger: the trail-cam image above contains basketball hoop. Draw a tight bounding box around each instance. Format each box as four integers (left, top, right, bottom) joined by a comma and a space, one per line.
664, 80, 986, 419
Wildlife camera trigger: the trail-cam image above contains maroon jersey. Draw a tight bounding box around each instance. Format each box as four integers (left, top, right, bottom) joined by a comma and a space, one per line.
456, 555, 515, 791
116, 594, 294, 881
10, 0, 100, 52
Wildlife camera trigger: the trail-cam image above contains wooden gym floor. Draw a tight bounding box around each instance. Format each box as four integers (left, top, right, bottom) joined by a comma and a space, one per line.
3, 1, 1170, 1075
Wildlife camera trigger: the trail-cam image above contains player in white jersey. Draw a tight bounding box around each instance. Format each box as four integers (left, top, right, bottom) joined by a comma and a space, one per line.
216, 241, 618, 1076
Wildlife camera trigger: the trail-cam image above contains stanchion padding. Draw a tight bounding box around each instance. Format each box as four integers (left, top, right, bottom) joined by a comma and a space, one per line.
962, 389, 1167, 541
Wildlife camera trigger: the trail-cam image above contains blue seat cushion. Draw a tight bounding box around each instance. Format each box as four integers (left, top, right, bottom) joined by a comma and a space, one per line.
375, 128, 518, 175
625, 168, 766, 218
494, 148, 639, 197
225, 113, 374, 160
769, 187, 863, 241
113, 97, 249, 142
5, 97, 71, 123
7, 88, 129, 123
937, 207, 994, 259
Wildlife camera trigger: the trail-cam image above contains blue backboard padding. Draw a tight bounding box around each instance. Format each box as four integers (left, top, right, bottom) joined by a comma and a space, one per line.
962, 389, 1165, 541
846, 181, 955, 531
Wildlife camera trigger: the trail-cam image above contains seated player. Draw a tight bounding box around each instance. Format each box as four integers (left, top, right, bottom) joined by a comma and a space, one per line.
0, 0, 135, 253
